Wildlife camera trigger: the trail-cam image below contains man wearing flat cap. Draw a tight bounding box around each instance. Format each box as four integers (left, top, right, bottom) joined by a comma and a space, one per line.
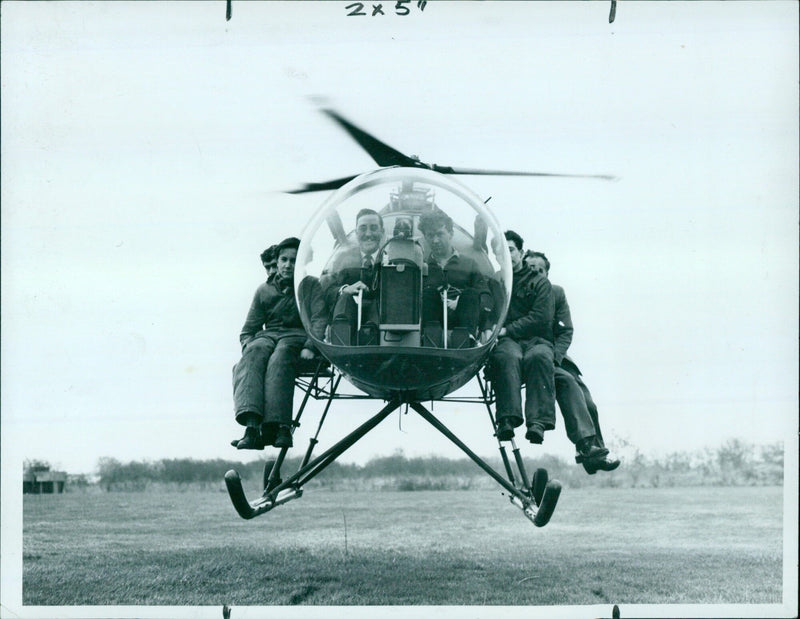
232, 237, 326, 450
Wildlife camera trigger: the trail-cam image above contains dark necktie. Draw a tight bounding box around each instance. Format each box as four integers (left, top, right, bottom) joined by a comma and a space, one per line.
362, 255, 373, 270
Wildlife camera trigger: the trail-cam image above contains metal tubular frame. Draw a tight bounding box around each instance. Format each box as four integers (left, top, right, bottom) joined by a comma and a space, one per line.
475, 373, 517, 485
408, 401, 530, 503
227, 362, 558, 524
300, 374, 343, 470
476, 373, 531, 496
227, 398, 402, 519
267, 398, 401, 494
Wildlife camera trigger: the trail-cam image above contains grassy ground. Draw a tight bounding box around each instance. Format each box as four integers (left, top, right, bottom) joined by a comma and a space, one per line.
22, 485, 782, 606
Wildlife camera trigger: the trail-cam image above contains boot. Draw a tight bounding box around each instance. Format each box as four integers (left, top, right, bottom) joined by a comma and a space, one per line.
583, 453, 621, 475
495, 417, 515, 441
273, 424, 293, 449
235, 426, 265, 450
575, 436, 608, 462
259, 422, 278, 447
525, 425, 545, 444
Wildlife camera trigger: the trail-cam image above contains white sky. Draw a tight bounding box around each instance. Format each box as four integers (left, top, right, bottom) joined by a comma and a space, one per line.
1, 1, 798, 480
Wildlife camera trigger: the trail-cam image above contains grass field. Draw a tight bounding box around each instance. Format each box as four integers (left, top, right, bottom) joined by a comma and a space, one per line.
22, 485, 782, 607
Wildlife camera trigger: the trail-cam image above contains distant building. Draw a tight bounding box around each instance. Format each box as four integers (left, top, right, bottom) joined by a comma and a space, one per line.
23, 470, 67, 494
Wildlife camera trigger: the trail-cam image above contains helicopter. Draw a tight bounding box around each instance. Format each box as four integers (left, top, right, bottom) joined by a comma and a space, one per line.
224, 106, 616, 527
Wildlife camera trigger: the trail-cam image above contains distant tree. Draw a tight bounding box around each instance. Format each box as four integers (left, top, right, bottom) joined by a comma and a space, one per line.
716, 439, 753, 485
97, 457, 123, 490
24, 459, 51, 475
159, 459, 200, 484
717, 438, 752, 469
66, 473, 90, 491
759, 442, 783, 468
87, 440, 783, 492
756, 442, 783, 485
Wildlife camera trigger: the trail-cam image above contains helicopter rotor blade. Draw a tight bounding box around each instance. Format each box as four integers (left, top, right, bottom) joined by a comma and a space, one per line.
431, 165, 618, 182
320, 108, 420, 168
285, 174, 361, 194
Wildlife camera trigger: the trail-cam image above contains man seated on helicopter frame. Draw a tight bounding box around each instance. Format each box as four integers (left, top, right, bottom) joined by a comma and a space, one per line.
231, 236, 327, 450
524, 249, 620, 474
418, 209, 493, 347
489, 230, 556, 445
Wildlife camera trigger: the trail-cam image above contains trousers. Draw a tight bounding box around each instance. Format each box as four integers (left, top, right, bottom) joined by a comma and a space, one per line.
491, 336, 555, 431
555, 363, 605, 446
332, 292, 379, 329
421, 287, 481, 335
232, 330, 306, 426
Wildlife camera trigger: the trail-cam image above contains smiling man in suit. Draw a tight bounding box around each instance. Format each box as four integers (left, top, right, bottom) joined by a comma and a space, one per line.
321, 208, 385, 342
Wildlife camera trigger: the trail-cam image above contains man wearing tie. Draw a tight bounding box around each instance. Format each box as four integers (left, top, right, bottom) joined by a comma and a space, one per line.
321, 208, 385, 341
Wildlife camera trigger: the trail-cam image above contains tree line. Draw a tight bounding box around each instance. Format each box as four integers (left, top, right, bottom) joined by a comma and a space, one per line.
66, 438, 782, 492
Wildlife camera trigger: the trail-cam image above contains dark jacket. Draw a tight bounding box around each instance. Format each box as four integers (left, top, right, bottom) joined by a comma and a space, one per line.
424, 250, 487, 297
551, 284, 574, 365
239, 274, 325, 351
552, 283, 584, 375
320, 245, 380, 312
503, 264, 554, 342
425, 250, 492, 324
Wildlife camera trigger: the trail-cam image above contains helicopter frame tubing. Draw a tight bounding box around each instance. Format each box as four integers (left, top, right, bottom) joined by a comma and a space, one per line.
407, 400, 560, 527
225, 359, 560, 526
226, 396, 402, 519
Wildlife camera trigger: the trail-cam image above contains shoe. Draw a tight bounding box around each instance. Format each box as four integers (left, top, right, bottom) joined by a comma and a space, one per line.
576, 437, 608, 461
273, 424, 293, 449
583, 454, 621, 475
525, 426, 544, 444
495, 418, 515, 441
260, 422, 278, 447
235, 426, 265, 450
576, 448, 610, 463
575, 436, 610, 463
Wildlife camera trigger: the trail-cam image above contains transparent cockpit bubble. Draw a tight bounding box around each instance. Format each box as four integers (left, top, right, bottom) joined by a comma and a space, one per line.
296, 167, 511, 349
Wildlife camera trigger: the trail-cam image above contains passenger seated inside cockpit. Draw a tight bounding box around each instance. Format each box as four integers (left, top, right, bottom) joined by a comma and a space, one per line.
418, 210, 492, 348
320, 208, 384, 345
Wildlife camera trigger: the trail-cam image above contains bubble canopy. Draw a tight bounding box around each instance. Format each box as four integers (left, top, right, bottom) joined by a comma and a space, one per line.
295, 167, 512, 401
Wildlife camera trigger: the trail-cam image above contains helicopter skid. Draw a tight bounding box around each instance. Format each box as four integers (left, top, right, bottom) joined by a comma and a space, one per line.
224, 470, 303, 519
225, 399, 402, 520
409, 401, 562, 527
509, 479, 561, 527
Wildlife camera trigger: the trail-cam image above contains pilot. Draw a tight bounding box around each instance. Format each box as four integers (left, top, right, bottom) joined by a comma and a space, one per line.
418, 210, 491, 345
525, 251, 620, 474
260, 245, 278, 282
231, 237, 326, 450
490, 230, 555, 444
321, 208, 384, 341
392, 216, 414, 240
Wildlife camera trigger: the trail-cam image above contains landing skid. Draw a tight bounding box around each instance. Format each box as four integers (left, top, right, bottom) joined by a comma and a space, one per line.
225, 399, 402, 520
225, 470, 303, 519
225, 397, 561, 527
224, 364, 561, 526
508, 479, 561, 526
408, 401, 561, 527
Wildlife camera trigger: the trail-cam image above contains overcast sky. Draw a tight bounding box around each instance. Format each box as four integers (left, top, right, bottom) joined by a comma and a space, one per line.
1, 1, 797, 481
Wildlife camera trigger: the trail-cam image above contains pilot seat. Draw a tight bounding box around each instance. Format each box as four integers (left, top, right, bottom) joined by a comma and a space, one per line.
378, 236, 425, 347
